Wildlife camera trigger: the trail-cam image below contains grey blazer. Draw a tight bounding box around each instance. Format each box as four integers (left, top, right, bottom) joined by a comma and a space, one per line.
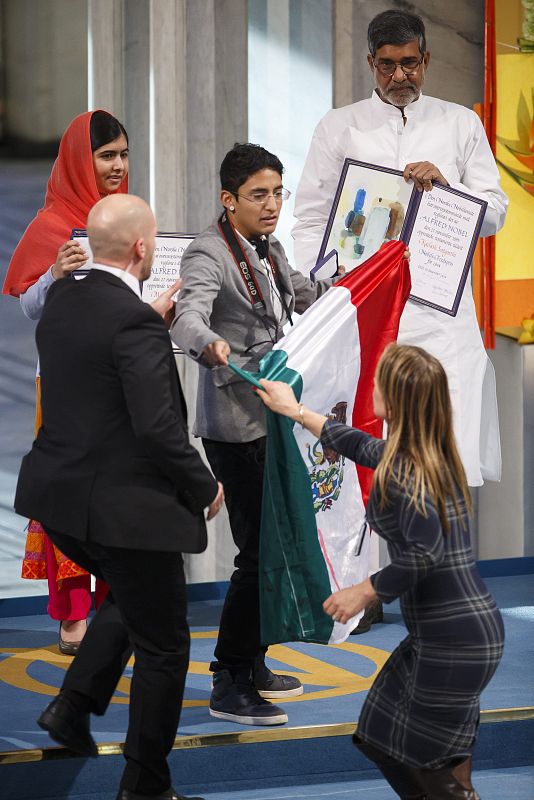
171, 218, 334, 442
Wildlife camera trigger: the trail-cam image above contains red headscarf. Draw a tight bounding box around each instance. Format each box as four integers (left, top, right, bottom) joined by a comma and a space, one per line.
3, 110, 128, 297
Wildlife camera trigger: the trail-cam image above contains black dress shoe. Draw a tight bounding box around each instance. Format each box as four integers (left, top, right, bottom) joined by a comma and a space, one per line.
116, 789, 205, 800
37, 692, 98, 757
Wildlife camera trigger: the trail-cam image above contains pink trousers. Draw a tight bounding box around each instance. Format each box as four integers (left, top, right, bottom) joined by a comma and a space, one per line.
44, 535, 108, 620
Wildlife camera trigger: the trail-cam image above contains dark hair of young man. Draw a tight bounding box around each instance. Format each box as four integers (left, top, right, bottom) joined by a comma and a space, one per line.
90, 110, 129, 152
220, 143, 284, 195
367, 10, 426, 57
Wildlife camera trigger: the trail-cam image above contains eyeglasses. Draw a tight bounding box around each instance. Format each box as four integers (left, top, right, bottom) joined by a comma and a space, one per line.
235, 188, 291, 205
373, 57, 424, 77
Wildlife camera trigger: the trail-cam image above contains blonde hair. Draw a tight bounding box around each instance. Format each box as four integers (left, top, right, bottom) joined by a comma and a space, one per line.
373, 344, 471, 531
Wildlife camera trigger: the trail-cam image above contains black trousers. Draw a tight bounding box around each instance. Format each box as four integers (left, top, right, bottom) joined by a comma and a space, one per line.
45, 527, 189, 796
202, 437, 266, 672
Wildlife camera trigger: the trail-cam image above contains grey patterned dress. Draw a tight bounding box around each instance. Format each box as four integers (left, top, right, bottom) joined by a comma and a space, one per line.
320, 420, 505, 769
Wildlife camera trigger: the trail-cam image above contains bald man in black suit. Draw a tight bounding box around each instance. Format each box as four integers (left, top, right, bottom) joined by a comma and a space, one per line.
15, 194, 223, 800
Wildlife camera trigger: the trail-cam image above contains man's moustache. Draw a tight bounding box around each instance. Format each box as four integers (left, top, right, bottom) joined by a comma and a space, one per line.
388, 81, 418, 92
385, 83, 420, 102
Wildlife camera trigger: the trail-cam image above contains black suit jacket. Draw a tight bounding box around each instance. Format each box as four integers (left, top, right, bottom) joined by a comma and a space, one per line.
15, 269, 218, 553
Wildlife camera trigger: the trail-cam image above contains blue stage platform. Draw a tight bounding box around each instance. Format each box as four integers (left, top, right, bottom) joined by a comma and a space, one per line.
1, 564, 533, 800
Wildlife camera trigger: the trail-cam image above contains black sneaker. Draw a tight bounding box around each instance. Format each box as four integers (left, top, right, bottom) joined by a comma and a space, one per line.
253, 654, 303, 699
350, 598, 384, 635
209, 668, 288, 725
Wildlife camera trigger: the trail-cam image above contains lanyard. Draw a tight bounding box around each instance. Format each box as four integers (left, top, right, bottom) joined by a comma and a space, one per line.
217, 211, 293, 326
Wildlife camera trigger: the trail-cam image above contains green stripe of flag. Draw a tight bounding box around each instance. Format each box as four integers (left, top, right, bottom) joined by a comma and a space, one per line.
229, 353, 334, 645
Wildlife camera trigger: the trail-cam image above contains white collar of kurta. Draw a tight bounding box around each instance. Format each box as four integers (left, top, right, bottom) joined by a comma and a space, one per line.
92, 263, 142, 298
370, 88, 426, 119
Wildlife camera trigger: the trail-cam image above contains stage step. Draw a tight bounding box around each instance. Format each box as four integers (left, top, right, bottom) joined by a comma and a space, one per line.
3, 715, 533, 800
3, 765, 534, 800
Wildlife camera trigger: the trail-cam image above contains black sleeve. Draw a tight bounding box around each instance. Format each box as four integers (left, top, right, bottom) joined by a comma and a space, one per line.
320, 420, 385, 468
112, 306, 218, 514
371, 487, 445, 603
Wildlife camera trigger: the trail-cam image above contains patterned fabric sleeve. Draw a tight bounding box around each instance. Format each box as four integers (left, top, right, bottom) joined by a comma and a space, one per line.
371, 487, 445, 602
320, 419, 384, 468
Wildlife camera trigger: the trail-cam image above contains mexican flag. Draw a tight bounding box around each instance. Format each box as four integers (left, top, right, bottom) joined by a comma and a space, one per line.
231, 240, 411, 645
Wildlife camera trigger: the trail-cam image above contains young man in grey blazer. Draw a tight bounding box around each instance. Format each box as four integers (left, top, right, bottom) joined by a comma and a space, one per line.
171, 143, 342, 726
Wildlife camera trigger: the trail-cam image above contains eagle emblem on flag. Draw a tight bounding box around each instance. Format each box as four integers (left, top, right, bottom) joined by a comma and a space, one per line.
307, 401, 347, 512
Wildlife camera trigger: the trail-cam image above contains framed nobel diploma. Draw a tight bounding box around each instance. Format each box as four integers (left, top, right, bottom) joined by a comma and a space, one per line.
316, 159, 487, 316
70, 229, 196, 301
139, 234, 195, 302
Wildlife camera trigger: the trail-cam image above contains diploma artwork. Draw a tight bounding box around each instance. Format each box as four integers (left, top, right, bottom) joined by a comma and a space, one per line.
70, 229, 195, 301
317, 159, 487, 315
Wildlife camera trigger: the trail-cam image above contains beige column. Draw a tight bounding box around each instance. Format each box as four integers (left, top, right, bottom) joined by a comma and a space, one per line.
151, 0, 187, 229
88, 0, 247, 228
4, 0, 87, 145
88, 0, 247, 581
185, 0, 248, 230
332, 0, 371, 108
87, 0, 124, 121
183, 0, 247, 581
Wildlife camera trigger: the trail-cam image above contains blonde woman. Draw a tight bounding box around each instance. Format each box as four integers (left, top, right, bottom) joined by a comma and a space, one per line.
256, 344, 504, 800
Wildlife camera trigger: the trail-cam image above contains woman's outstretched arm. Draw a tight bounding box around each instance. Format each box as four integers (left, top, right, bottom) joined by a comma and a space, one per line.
255, 379, 328, 438
256, 379, 384, 468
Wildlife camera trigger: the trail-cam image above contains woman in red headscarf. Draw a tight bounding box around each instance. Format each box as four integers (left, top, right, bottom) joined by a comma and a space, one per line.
3, 110, 129, 654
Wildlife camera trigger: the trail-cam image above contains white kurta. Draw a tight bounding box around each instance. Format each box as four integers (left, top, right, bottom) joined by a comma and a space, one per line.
293, 91, 508, 486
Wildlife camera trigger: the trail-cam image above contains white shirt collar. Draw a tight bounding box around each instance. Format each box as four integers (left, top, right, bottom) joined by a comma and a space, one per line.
92, 263, 142, 298
234, 228, 273, 270
370, 88, 425, 119
235, 227, 260, 251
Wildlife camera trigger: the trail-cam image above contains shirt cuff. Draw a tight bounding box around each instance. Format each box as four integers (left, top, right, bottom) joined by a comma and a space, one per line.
370, 570, 395, 604
42, 266, 56, 287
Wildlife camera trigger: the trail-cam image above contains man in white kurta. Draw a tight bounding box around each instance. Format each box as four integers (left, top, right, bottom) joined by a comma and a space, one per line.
293, 9, 508, 488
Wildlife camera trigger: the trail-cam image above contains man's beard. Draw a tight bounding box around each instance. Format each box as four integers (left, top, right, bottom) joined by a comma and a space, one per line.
378, 80, 421, 108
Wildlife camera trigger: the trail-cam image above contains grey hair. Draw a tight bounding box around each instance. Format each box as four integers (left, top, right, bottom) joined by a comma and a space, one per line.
367, 10, 426, 57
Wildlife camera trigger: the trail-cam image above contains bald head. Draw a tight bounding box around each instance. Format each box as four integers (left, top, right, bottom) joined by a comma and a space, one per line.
87, 194, 156, 278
